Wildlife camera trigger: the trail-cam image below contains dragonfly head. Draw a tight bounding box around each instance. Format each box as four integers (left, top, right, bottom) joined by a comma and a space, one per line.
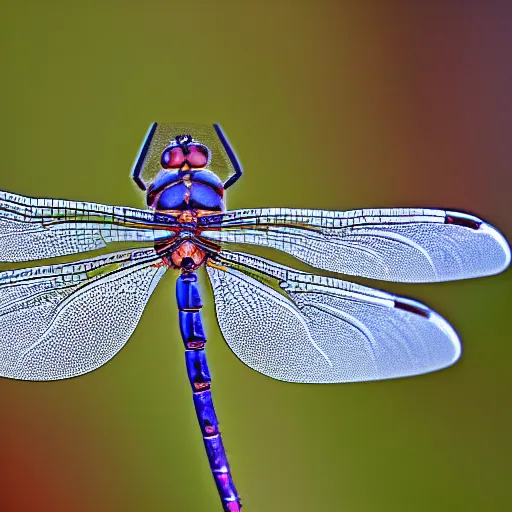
160, 135, 211, 172
132, 123, 242, 192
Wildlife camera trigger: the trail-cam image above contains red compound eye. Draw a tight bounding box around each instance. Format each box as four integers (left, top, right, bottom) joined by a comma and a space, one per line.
161, 147, 185, 169
186, 145, 208, 167
161, 145, 208, 169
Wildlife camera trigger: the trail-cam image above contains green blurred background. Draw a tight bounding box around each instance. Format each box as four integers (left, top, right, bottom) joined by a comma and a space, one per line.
1, 1, 511, 511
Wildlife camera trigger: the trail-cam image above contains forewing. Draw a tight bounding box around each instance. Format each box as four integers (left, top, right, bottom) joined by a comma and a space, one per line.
206, 251, 461, 383
0, 248, 166, 380
200, 208, 510, 282
0, 190, 177, 262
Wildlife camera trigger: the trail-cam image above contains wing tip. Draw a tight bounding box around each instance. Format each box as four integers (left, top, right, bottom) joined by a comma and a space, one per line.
395, 296, 462, 369
429, 309, 462, 367
446, 211, 511, 277
481, 221, 511, 274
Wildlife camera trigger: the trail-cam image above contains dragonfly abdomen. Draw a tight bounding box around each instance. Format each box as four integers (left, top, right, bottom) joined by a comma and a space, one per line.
177, 272, 242, 511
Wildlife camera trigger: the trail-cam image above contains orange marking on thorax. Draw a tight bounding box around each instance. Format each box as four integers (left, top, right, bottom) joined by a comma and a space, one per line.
171, 240, 206, 268
178, 211, 196, 223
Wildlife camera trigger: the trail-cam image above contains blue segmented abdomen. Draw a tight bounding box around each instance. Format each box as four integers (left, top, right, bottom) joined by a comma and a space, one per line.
176, 272, 242, 511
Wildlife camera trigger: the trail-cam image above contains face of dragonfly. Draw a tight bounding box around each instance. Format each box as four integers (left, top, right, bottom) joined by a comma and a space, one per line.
0, 123, 509, 383
159, 135, 211, 170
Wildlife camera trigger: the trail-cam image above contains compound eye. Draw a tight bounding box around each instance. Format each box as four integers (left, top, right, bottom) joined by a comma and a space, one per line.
161, 147, 185, 169
187, 145, 209, 168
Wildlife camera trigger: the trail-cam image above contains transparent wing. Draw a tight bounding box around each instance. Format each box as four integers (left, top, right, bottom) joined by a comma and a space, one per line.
0, 190, 177, 262
206, 251, 461, 383
200, 207, 510, 282
0, 248, 166, 381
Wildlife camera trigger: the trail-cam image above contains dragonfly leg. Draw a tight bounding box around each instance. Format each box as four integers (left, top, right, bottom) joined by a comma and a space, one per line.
177, 271, 242, 511
213, 124, 243, 190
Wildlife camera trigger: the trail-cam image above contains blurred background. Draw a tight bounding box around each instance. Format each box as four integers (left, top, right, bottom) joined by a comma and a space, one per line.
0, 1, 511, 511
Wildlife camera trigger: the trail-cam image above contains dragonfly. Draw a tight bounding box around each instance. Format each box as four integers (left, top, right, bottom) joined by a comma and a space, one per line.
0, 123, 509, 511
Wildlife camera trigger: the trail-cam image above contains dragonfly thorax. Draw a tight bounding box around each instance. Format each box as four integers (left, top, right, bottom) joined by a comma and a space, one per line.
146, 169, 225, 212
153, 210, 219, 271
170, 241, 207, 270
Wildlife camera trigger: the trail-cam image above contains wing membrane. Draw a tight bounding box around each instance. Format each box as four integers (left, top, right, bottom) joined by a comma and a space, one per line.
200, 208, 510, 282
206, 251, 461, 383
0, 248, 166, 380
0, 190, 177, 262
